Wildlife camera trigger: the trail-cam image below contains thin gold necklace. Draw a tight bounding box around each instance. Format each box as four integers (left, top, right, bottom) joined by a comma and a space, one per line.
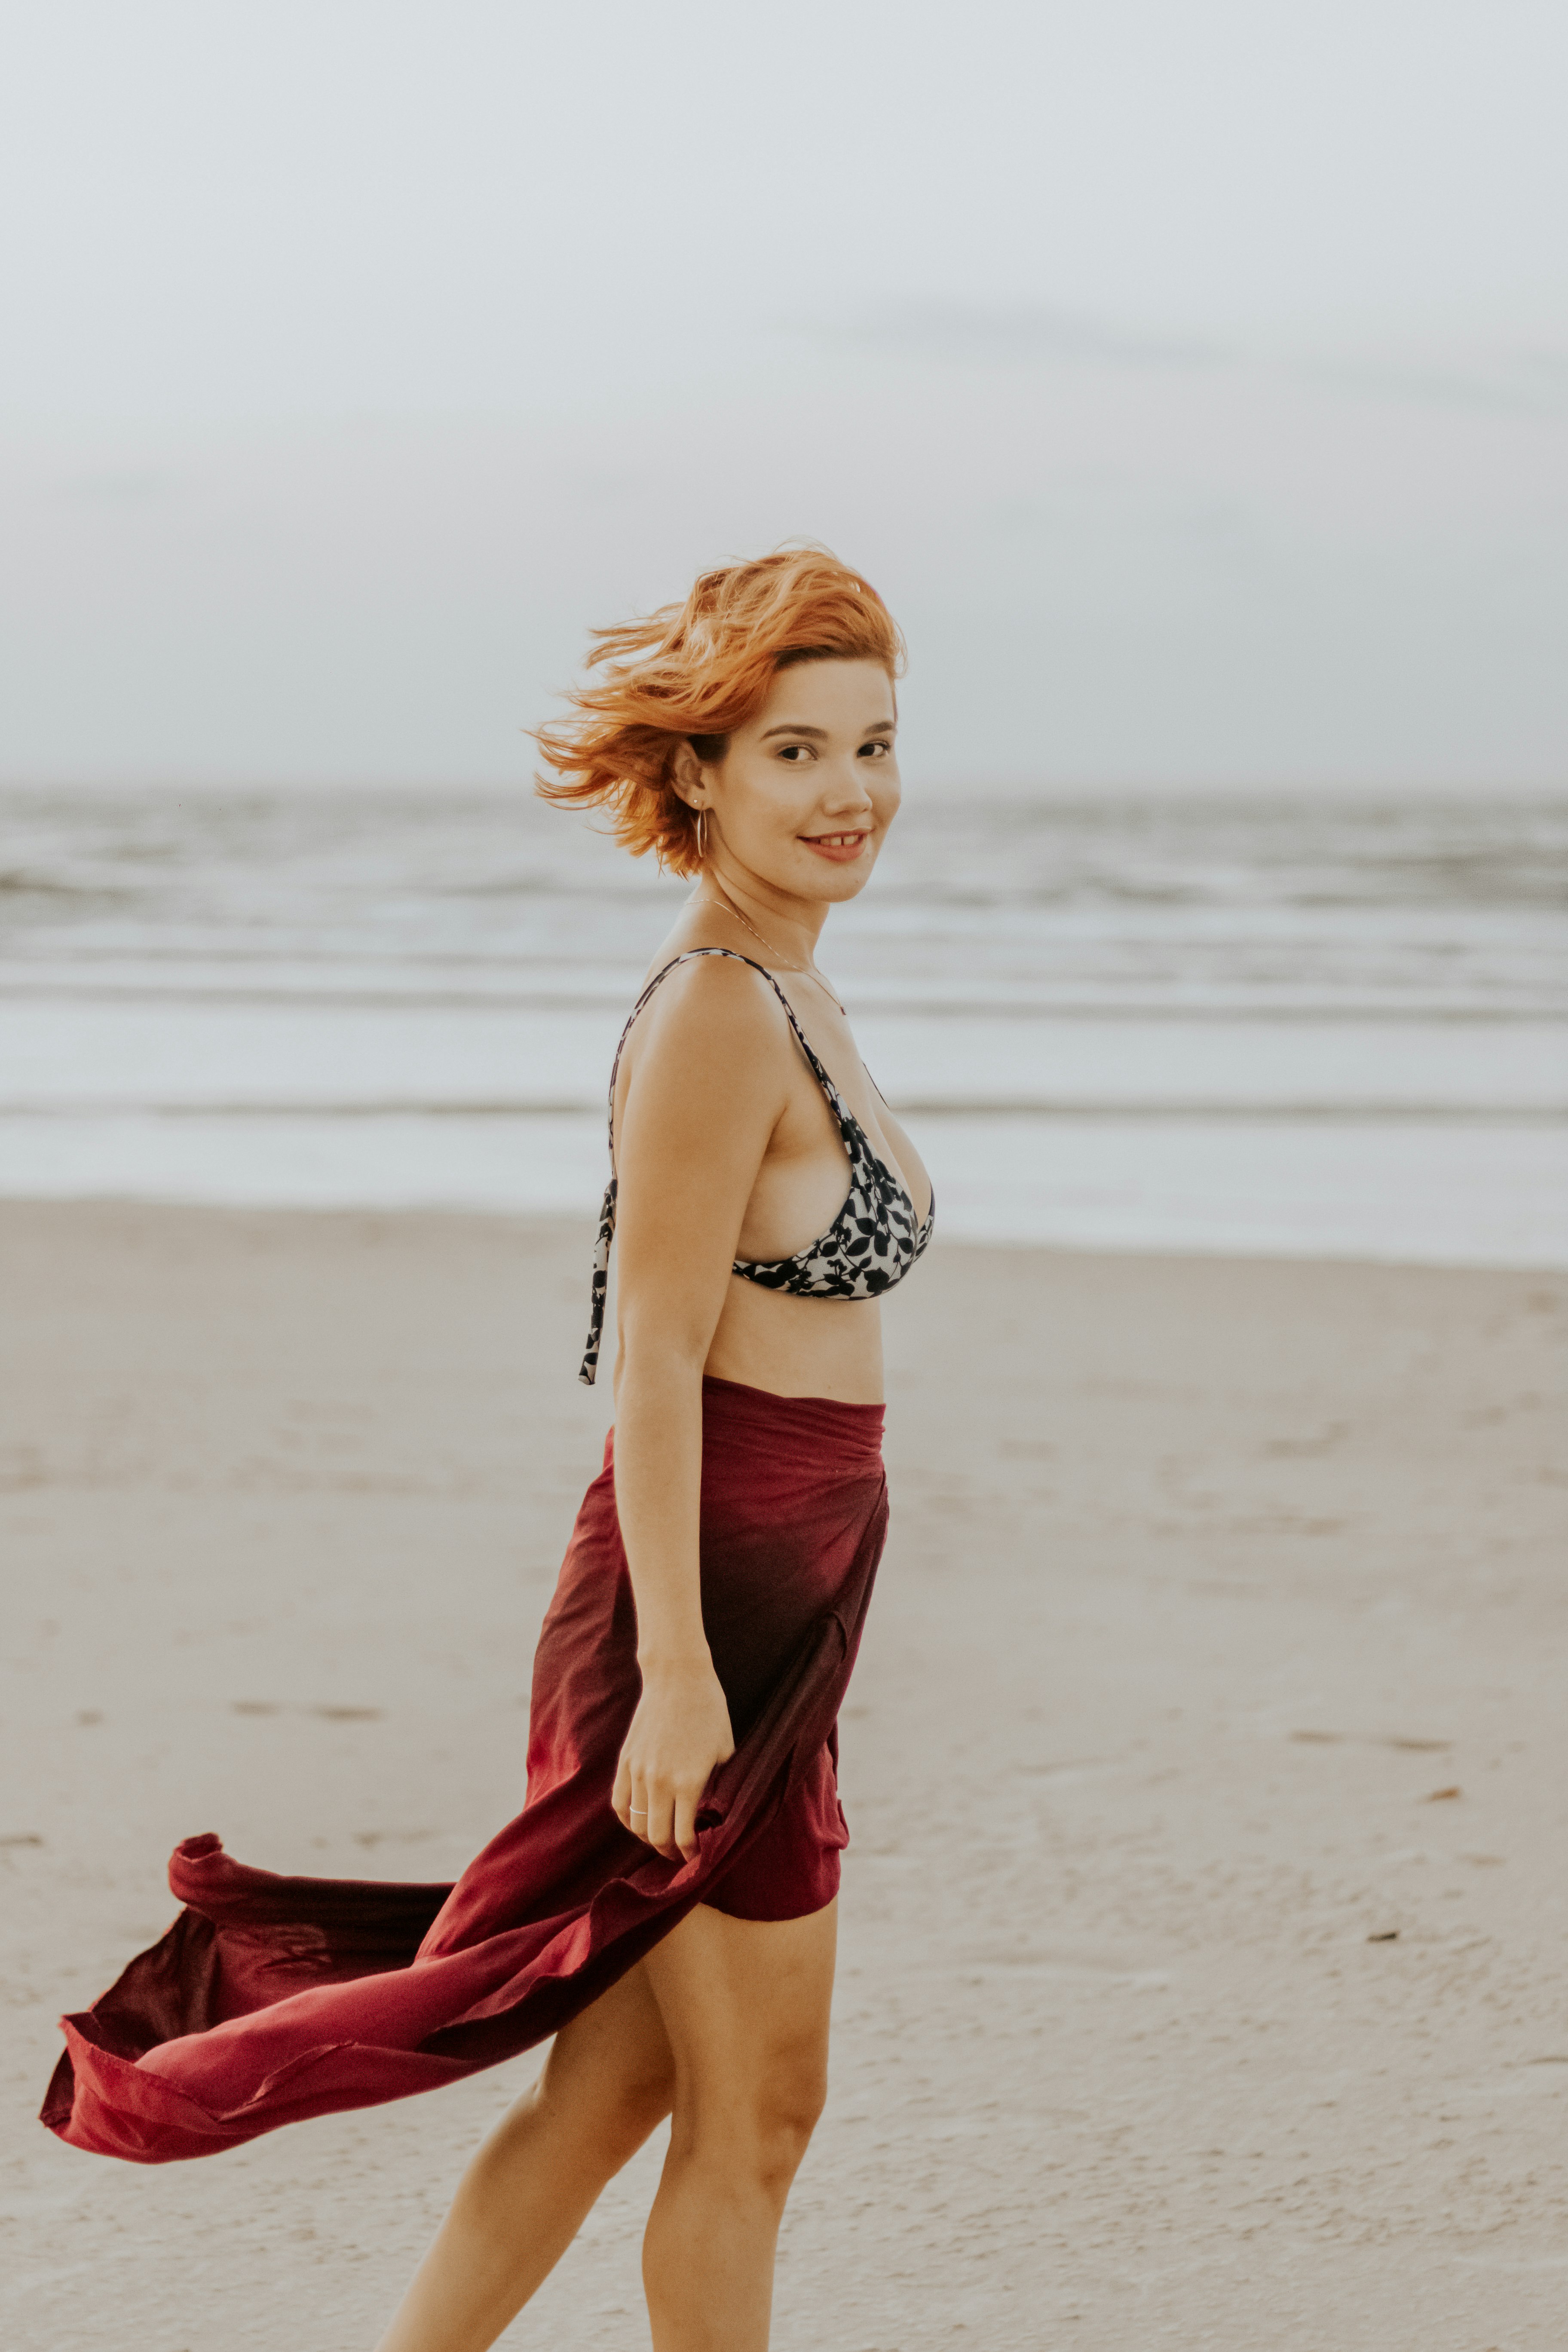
694, 889, 845, 1015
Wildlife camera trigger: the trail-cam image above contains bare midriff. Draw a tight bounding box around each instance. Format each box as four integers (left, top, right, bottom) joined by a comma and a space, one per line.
699, 1279, 887, 1404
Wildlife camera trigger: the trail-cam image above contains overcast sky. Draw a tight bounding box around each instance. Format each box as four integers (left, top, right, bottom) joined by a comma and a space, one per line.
3, 0, 1565, 788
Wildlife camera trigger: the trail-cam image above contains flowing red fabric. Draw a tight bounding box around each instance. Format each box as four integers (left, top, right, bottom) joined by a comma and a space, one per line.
42, 1377, 888, 2165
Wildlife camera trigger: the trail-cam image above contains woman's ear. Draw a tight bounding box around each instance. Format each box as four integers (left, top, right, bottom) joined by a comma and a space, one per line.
669, 740, 704, 807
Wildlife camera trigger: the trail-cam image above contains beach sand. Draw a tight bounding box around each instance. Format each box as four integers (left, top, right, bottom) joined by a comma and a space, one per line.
2, 1200, 1565, 2351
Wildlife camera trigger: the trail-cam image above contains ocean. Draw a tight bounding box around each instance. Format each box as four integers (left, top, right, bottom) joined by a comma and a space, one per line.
2, 785, 1564, 1266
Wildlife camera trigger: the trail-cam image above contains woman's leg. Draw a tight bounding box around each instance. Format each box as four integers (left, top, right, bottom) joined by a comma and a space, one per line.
374, 1960, 676, 2352
640, 1897, 837, 2352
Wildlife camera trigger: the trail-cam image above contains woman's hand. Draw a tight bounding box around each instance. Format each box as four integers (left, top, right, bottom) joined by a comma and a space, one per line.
612, 1654, 736, 1862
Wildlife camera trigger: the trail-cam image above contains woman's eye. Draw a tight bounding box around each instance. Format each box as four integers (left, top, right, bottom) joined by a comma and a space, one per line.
859, 739, 890, 759
777, 743, 814, 762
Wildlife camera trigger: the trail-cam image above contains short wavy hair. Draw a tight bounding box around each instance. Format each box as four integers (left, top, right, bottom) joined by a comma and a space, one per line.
533, 545, 906, 876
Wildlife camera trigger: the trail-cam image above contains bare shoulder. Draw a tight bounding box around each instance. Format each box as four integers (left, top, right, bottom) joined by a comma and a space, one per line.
613, 953, 794, 1143
634, 948, 789, 1065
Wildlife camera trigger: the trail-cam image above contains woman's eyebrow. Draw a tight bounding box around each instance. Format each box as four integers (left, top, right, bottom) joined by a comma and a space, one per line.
759, 718, 896, 740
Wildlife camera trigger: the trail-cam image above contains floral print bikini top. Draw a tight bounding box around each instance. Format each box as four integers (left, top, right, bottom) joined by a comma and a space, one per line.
579, 948, 934, 1384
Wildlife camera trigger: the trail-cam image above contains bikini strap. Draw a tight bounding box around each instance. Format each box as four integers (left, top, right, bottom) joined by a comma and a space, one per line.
604, 948, 839, 1162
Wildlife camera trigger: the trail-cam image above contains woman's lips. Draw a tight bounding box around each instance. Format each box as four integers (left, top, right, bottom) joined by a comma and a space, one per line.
800, 830, 870, 864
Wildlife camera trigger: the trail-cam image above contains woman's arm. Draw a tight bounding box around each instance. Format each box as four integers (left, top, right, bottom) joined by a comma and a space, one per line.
607, 959, 790, 1862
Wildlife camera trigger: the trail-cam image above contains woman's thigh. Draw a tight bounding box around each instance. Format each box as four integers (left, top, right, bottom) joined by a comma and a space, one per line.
640, 1898, 838, 2139
533, 1954, 675, 2136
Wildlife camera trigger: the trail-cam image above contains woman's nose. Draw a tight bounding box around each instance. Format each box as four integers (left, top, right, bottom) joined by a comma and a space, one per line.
821, 760, 876, 812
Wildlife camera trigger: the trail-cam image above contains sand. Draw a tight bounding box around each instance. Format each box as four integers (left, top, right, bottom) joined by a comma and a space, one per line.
2, 1200, 1565, 2352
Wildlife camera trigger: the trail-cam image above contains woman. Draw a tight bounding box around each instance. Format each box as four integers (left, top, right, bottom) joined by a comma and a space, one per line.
43, 547, 932, 2352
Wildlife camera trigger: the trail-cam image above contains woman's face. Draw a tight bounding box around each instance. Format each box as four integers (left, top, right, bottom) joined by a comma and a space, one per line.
695, 657, 900, 908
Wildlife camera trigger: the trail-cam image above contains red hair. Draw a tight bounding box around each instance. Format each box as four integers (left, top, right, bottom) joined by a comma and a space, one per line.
533, 545, 906, 876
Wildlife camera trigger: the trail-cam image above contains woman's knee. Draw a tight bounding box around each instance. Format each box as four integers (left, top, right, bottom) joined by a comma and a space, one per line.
682, 2048, 828, 2193
756, 2054, 828, 2184
493, 2048, 672, 2180
602, 2063, 677, 2166
556, 2055, 674, 2172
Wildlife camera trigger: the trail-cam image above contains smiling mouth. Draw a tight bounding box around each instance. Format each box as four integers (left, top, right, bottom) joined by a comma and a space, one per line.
802, 830, 868, 850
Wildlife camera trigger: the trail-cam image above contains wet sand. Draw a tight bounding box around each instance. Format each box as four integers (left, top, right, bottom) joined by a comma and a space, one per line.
2, 1200, 1565, 2350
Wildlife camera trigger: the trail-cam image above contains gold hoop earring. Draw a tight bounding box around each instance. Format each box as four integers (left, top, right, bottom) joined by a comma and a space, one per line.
695, 807, 708, 862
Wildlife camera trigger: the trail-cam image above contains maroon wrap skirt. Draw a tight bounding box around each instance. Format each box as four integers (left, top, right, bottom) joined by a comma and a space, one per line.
42, 1377, 888, 2165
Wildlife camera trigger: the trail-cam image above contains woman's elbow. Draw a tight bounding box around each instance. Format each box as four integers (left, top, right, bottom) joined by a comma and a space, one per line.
614, 1323, 710, 1393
